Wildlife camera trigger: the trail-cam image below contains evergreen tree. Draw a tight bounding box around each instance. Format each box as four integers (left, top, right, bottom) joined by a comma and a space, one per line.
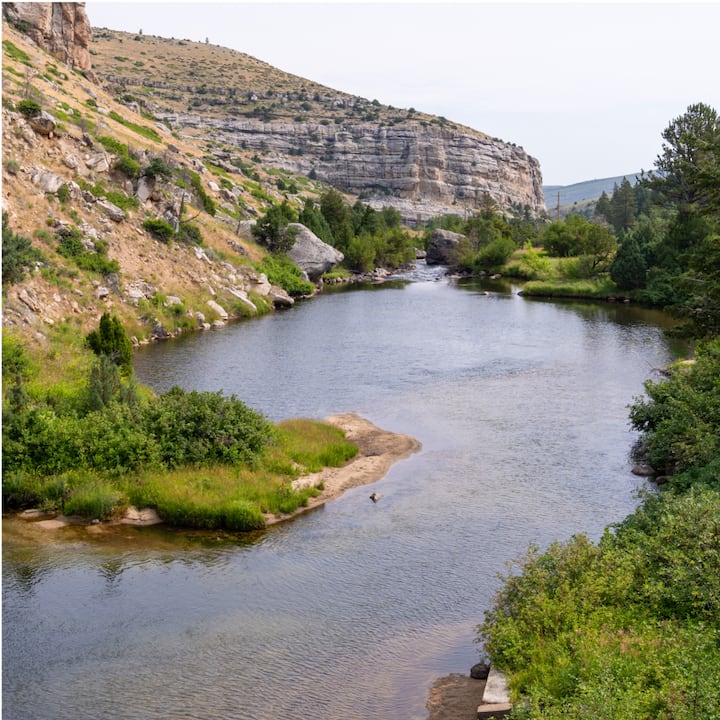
85, 313, 133, 373
594, 190, 612, 222
610, 234, 647, 290
644, 102, 720, 210
608, 177, 637, 232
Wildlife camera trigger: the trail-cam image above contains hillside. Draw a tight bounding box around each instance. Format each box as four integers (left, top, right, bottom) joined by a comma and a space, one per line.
543, 173, 640, 218
2, 17, 314, 358
2, 6, 544, 359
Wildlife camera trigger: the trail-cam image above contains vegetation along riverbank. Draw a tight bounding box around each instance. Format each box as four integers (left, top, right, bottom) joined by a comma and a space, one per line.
474, 104, 720, 718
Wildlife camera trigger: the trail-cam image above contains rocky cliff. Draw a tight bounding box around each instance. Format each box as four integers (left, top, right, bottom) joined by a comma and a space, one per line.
2, 2, 93, 76
87, 29, 547, 223
158, 113, 546, 223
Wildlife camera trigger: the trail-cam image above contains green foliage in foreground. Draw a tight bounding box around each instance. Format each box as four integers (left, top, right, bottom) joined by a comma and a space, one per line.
629, 339, 720, 489
479, 337, 720, 719
478, 489, 720, 719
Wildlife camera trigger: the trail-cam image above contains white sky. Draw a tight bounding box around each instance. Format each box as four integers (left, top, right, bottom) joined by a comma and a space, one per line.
84, 1, 720, 186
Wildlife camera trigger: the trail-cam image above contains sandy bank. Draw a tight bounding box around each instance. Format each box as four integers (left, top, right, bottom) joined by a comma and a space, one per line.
265, 413, 421, 526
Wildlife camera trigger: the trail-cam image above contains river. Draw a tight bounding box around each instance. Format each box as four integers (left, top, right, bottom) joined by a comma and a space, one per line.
2, 269, 686, 720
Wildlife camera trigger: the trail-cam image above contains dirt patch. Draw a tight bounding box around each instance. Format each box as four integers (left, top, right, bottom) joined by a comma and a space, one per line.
426, 674, 486, 720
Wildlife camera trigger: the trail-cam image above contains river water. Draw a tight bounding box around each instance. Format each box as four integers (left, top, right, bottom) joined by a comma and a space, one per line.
2, 269, 686, 720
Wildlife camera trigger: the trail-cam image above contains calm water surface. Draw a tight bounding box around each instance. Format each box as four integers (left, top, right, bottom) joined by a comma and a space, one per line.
3, 269, 686, 719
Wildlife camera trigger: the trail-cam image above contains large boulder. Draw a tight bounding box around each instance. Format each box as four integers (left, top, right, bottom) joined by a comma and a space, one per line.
285, 223, 344, 281
426, 229, 466, 266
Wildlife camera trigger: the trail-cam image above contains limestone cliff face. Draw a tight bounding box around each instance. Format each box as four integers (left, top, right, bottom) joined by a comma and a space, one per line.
161, 114, 546, 222
3, 2, 93, 74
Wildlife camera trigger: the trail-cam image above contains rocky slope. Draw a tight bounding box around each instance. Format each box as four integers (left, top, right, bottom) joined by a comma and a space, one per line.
2, 2, 93, 76
88, 28, 547, 223
1, 16, 306, 356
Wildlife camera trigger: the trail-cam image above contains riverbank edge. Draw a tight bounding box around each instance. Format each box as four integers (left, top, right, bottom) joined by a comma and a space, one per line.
10, 413, 421, 533
264, 412, 422, 526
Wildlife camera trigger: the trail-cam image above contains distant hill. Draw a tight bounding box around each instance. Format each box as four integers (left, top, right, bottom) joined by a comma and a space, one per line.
544, 174, 641, 217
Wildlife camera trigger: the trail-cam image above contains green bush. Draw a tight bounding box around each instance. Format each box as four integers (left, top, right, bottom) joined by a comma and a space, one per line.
142, 386, 274, 468
143, 157, 172, 179
255, 254, 314, 296
629, 339, 720, 485
2, 212, 41, 285
16, 99, 41, 118
85, 312, 133, 371
114, 155, 141, 179
478, 488, 720, 718
142, 218, 175, 242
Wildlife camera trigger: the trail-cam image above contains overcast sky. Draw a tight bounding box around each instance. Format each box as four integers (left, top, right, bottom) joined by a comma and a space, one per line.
85, 1, 720, 186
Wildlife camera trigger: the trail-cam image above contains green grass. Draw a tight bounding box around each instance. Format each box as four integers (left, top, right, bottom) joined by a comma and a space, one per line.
521, 277, 620, 298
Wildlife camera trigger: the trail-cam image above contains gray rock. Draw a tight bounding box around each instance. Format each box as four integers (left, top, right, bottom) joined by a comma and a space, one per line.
135, 175, 155, 202
32, 168, 64, 194
207, 299, 228, 320
426, 229, 465, 265
632, 464, 656, 477
96, 199, 126, 222
29, 111, 56, 136
268, 286, 295, 308
286, 223, 344, 281
63, 153, 79, 169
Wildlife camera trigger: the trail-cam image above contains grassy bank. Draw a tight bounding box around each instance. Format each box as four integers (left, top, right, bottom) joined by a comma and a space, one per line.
2, 329, 358, 531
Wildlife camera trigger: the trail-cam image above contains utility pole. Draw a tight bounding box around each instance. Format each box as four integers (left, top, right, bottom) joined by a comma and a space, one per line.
556, 191, 561, 221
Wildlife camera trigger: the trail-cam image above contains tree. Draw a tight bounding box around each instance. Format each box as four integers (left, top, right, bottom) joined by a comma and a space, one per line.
610, 234, 647, 290
643, 102, 720, 211
252, 201, 298, 253
608, 177, 637, 232
85, 313, 133, 373
320, 189, 353, 250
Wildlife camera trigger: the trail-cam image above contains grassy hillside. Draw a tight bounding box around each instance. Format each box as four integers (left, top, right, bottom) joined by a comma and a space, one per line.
89, 27, 471, 137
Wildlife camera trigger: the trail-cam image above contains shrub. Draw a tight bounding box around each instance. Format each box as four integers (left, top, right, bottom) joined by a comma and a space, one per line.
2, 212, 40, 285
176, 222, 203, 245
142, 218, 175, 242
85, 312, 133, 372
143, 157, 172, 179
255, 254, 314, 296
56, 183, 70, 204
18, 99, 43, 121
4, 158, 20, 175
114, 155, 141, 179
141, 387, 275, 468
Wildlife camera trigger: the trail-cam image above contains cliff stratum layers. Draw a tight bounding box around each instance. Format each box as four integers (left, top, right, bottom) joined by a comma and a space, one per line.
162, 114, 546, 222
2, 2, 93, 75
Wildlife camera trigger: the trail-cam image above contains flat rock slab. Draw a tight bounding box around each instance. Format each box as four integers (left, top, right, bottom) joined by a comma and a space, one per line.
476, 702, 512, 719
482, 667, 510, 704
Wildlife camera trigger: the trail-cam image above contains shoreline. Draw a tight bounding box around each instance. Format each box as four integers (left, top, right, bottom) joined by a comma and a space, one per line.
10, 414, 421, 533
265, 413, 422, 526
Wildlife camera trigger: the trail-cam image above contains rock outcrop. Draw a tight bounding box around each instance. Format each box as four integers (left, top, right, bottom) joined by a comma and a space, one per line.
3, 2, 93, 75
157, 114, 546, 224
426, 229, 466, 266
286, 223, 345, 281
